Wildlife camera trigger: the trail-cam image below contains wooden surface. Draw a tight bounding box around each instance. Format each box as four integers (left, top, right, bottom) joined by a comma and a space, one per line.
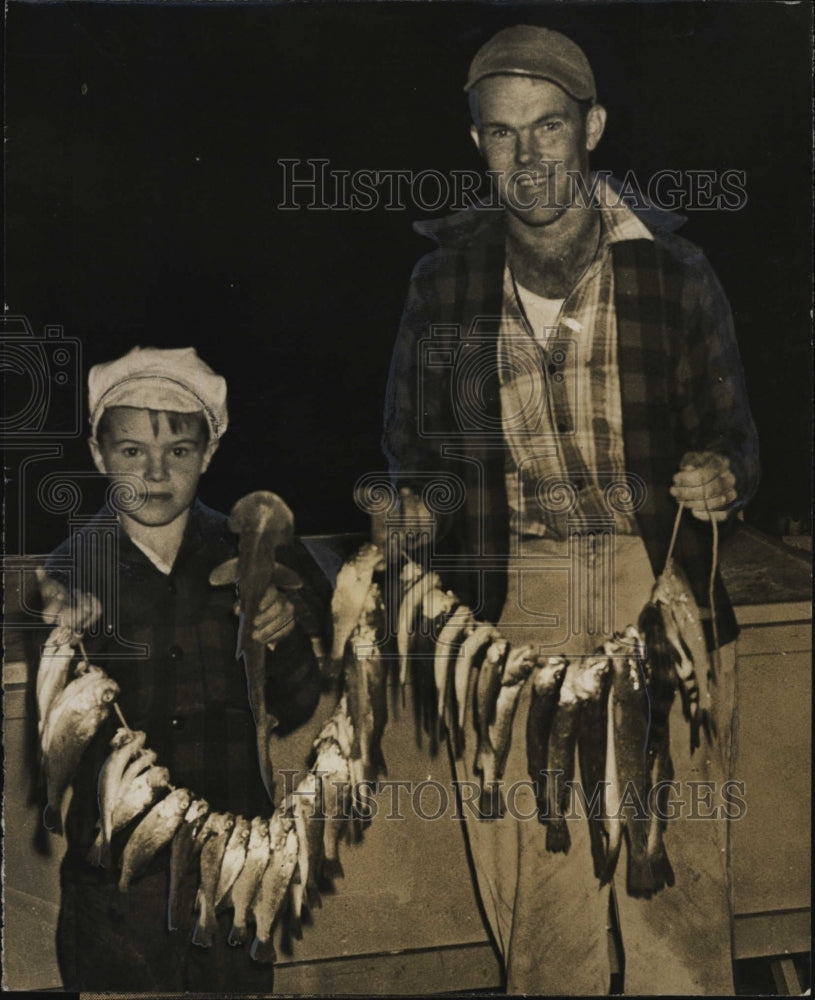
2, 526, 811, 991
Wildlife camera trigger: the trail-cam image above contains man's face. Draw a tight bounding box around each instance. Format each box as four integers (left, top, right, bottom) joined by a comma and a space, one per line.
90, 407, 217, 528
470, 75, 605, 227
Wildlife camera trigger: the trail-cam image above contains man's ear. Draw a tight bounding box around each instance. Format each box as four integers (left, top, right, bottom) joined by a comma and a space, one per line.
585, 104, 607, 153
470, 123, 483, 156
201, 440, 219, 475
88, 437, 107, 475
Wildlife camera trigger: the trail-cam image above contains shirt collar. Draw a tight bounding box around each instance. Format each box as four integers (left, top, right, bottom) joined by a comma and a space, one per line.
595, 176, 655, 245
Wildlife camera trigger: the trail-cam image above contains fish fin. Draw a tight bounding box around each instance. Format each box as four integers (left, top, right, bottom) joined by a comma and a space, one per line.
478, 783, 504, 821
322, 856, 344, 880
269, 563, 304, 591
599, 837, 622, 886
305, 885, 322, 910
249, 936, 277, 964
208, 557, 238, 587
42, 803, 63, 836
316, 871, 337, 894
227, 922, 247, 948
545, 818, 571, 854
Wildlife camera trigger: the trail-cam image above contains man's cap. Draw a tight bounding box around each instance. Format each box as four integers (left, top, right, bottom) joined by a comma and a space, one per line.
464, 25, 596, 102
88, 346, 228, 440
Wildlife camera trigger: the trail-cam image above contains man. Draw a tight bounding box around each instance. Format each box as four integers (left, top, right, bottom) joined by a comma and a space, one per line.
382, 25, 759, 995
41, 346, 326, 991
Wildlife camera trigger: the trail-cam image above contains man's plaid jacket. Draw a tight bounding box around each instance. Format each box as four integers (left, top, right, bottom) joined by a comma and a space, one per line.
382, 197, 760, 644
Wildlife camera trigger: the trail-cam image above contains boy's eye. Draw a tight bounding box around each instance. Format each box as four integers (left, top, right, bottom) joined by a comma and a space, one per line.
172, 447, 190, 458
122, 447, 141, 458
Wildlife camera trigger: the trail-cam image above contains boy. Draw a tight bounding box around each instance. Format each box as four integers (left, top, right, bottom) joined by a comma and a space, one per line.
41, 346, 325, 991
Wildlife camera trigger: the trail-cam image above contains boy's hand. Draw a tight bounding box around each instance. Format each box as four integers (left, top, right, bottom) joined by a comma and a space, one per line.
246, 586, 296, 648
35, 569, 102, 637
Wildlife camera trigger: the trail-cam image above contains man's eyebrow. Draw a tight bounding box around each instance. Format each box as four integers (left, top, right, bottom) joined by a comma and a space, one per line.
480, 111, 569, 129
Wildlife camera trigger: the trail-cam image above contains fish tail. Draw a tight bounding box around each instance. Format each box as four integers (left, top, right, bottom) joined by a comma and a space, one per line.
305, 884, 322, 910
249, 935, 277, 964
226, 919, 247, 948
478, 783, 504, 821
43, 803, 63, 836
599, 833, 623, 887
322, 856, 344, 880
545, 817, 571, 854
624, 825, 657, 898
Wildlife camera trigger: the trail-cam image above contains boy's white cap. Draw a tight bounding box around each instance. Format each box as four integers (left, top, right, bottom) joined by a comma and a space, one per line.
88, 346, 228, 440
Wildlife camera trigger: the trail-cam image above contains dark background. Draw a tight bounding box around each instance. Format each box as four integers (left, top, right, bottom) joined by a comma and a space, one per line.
5, 1, 812, 553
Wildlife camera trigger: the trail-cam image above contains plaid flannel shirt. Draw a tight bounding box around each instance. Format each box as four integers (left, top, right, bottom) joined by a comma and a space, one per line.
45, 499, 323, 864
499, 189, 657, 538
382, 191, 760, 638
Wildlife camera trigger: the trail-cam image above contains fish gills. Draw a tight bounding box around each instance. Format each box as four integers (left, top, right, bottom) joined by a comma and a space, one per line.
42, 667, 120, 834
119, 787, 192, 893
250, 815, 299, 964
474, 638, 508, 819
330, 542, 385, 666
526, 657, 569, 824
228, 817, 271, 947
167, 798, 210, 931
191, 812, 236, 947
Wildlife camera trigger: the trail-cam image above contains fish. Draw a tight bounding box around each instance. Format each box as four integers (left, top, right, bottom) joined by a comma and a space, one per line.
119, 787, 193, 893
474, 637, 509, 819
167, 797, 210, 931
453, 623, 497, 756
283, 795, 310, 938
330, 542, 386, 667
600, 634, 653, 895
109, 762, 171, 834
635, 613, 678, 894
41, 665, 120, 834
545, 660, 584, 854
317, 699, 364, 835
575, 654, 612, 879
287, 772, 325, 909
214, 815, 252, 911
397, 570, 442, 688
433, 604, 474, 740
91, 728, 147, 866
36, 626, 76, 738
250, 812, 300, 963
345, 617, 389, 783
312, 737, 352, 879
191, 812, 236, 947
526, 656, 569, 823
489, 643, 536, 781
209, 491, 304, 804
649, 559, 714, 751
410, 587, 458, 756
227, 817, 271, 948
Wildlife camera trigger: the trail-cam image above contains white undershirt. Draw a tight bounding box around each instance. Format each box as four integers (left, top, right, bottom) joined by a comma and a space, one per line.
514, 284, 565, 347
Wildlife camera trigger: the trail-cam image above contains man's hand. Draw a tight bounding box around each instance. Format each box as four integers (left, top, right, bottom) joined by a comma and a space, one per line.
670, 452, 738, 522
370, 487, 435, 549
248, 585, 296, 648
36, 569, 102, 636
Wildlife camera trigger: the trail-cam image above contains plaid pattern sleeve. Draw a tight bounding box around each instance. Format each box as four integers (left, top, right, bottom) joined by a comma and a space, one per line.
674, 245, 761, 509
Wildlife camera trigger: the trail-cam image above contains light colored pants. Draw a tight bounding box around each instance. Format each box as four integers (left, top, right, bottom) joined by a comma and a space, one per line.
455, 534, 736, 994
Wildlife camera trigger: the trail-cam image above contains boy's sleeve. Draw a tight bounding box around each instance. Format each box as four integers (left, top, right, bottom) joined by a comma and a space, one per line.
263, 536, 331, 735
264, 625, 321, 737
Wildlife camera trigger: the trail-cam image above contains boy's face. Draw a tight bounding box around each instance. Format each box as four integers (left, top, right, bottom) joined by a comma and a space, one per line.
89, 407, 218, 527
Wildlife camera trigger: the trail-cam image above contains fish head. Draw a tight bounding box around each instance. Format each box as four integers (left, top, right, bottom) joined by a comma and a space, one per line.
532, 656, 568, 694
504, 644, 537, 683
184, 798, 210, 826
573, 656, 610, 701
486, 639, 508, 665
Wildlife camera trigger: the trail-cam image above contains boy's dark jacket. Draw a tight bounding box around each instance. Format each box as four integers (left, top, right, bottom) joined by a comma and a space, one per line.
45, 499, 328, 864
